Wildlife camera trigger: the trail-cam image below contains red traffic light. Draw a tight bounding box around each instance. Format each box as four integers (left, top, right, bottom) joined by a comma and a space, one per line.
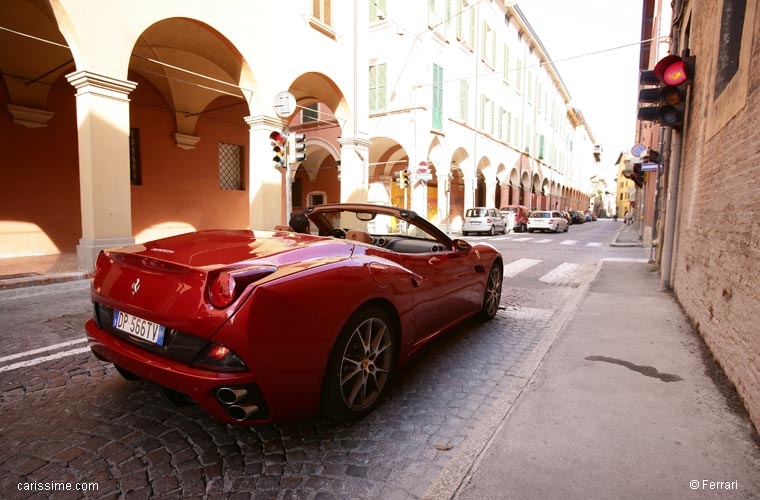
269, 131, 286, 146
653, 55, 691, 86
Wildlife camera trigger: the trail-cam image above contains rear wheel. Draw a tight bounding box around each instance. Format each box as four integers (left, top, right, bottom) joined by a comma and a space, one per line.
322, 306, 396, 422
489, 225, 495, 236
479, 263, 503, 319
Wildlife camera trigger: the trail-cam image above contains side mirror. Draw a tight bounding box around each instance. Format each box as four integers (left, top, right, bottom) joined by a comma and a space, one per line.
453, 239, 471, 253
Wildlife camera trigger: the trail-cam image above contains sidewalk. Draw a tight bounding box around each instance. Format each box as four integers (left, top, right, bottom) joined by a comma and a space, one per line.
455, 260, 760, 499
0, 252, 88, 290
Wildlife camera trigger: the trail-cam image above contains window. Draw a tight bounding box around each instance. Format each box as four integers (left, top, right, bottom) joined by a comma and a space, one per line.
433, 64, 443, 130
370, 0, 387, 23
308, 191, 326, 206
481, 22, 495, 67
459, 79, 469, 122
538, 134, 545, 160
516, 59, 523, 93
369, 63, 387, 113
428, 0, 451, 38
293, 178, 303, 208
456, 0, 474, 47
715, 0, 745, 98
502, 45, 510, 85
312, 0, 331, 25
218, 143, 244, 191
129, 128, 142, 186
303, 103, 319, 123
527, 72, 534, 102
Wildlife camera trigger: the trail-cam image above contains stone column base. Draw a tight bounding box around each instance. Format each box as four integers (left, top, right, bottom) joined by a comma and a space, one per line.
77, 237, 135, 272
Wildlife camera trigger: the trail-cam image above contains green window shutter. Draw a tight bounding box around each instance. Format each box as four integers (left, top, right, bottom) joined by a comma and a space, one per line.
459, 79, 468, 121
433, 64, 443, 130
469, 6, 475, 45
369, 63, 387, 112
503, 45, 510, 84
506, 111, 512, 144
538, 134, 545, 160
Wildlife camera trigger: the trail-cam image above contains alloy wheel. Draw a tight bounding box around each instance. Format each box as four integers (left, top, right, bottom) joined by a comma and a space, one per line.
339, 317, 393, 411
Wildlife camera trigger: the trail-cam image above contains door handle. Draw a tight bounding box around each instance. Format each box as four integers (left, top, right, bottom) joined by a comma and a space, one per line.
411, 275, 423, 287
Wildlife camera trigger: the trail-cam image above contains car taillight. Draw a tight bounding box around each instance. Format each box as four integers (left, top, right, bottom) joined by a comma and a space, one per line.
548, 219, 555, 223
191, 342, 248, 372
207, 265, 277, 309
486, 218, 492, 223
210, 272, 236, 308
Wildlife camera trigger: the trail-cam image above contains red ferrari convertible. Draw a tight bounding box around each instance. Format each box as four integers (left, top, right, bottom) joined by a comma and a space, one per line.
86, 204, 503, 424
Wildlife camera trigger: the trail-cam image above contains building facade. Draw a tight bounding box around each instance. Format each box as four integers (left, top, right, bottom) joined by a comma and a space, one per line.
639, 0, 760, 431
1, 0, 598, 270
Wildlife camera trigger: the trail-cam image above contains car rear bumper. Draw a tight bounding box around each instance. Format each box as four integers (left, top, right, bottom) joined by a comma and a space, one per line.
85, 319, 272, 425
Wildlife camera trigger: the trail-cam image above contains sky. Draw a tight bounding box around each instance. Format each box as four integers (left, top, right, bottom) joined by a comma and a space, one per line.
516, 0, 643, 183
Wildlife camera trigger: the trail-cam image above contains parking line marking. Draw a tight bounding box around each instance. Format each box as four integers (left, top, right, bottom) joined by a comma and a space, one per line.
534, 239, 553, 244
0, 338, 87, 364
560, 240, 578, 245
0, 346, 91, 373
586, 242, 602, 247
503, 258, 542, 278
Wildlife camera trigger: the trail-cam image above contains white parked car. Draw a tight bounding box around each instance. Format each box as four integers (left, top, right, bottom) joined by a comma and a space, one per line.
462, 207, 507, 236
527, 211, 569, 233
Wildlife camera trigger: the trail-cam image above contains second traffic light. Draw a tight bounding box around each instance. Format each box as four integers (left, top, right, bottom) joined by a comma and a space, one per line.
397, 169, 411, 189
637, 55, 694, 129
289, 133, 306, 162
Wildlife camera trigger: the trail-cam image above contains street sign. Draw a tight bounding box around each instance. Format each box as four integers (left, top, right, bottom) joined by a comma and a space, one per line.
417, 161, 428, 174
273, 91, 297, 118
417, 173, 433, 181
631, 144, 647, 158
641, 162, 658, 171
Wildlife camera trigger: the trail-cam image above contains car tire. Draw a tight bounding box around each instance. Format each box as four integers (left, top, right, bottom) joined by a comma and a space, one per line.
462, 231, 469, 236
489, 225, 495, 236
528, 228, 533, 233
322, 306, 397, 422
479, 262, 503, 319
564, 224, 569, 232
502, 225, 507, 235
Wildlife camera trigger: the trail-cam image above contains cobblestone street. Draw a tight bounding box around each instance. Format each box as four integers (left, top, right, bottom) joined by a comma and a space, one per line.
0, 268, 591, 499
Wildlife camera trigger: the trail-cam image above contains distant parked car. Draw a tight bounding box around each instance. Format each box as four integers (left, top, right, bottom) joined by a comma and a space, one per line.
499, 205, 530, 233
559, 211, 572, 225
570, 211, 585, 224
462, 207, 507, 236
527, 211, 569, 233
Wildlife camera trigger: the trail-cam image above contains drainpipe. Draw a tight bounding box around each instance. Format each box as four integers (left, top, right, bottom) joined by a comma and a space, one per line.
658, 0, 684, 290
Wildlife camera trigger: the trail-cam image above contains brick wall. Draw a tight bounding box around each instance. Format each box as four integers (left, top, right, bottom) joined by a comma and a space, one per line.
670, 0, 760, 432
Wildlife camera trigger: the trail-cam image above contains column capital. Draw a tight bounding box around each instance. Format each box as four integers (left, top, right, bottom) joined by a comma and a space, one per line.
338, 136, 372, 149
244, 114, 286, 131
66, 70, 137, 101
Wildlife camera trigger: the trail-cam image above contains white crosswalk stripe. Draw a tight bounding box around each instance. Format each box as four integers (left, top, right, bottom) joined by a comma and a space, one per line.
586, 242, 602, 247
503, 258, 542, 277
535, 239, 553, 244
538, 263, 587, 286
511, 237, 533, 242
559, 240, 578, 245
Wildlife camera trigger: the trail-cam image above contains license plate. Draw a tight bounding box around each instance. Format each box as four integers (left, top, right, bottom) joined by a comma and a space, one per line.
112, 310, 165, 345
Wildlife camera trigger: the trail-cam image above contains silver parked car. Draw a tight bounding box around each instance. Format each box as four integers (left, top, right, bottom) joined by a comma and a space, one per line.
462, 207, 507, 236
527, 211, 569, 233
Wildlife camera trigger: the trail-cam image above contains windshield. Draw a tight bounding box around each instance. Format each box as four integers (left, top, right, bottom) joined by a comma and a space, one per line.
466, 209, 488, 218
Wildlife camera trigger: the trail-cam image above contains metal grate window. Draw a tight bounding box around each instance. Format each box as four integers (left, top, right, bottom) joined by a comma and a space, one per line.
129, 128, 142, 186
218, 143, 244, 190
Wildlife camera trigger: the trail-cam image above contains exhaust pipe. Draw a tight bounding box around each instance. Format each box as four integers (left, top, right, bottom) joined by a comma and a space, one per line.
227, 404, 259, 421
216, 387, 247, 405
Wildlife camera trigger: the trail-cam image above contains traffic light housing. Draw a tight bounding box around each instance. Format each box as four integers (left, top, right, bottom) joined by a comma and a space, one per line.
397, 169, 410, 189
290, 133, 306, 162
269, 130, 287, 168
637, 55, 694, 130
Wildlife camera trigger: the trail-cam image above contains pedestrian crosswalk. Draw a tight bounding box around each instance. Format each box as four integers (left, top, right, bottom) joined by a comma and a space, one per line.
463, 235, 605, 247
502, 258, 596, 287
